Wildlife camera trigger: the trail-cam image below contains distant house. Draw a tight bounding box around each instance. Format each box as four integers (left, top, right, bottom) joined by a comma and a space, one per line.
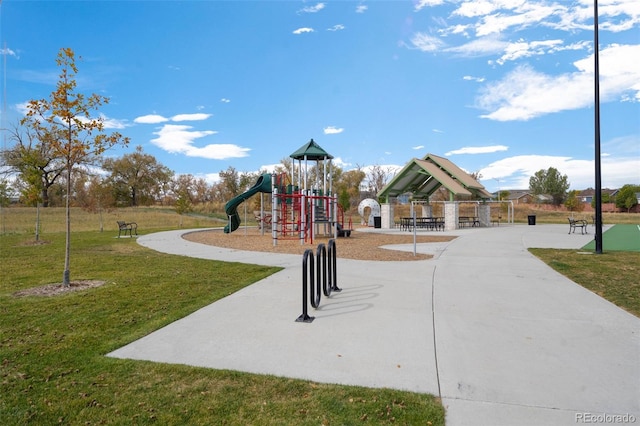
577, 188, 618, 203
495, 190, 550, 204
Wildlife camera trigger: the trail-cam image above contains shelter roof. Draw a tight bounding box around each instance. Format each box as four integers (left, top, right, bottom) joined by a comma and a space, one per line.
290, 139, 334, 161
377, 153, 493, 201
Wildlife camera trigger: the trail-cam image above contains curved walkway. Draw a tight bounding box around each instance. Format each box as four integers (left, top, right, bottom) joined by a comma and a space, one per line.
109, 225, 639, 426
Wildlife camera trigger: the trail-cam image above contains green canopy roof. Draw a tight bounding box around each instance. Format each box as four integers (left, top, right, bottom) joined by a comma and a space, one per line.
377, 153, 493, 202
290, 139, 334, 161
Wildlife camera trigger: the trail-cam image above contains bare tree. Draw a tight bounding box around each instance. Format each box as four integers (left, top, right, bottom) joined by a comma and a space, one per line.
366, 164, 393, 195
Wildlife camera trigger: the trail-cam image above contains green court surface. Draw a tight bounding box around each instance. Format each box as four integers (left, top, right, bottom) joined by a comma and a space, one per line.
582, 224, 640, 252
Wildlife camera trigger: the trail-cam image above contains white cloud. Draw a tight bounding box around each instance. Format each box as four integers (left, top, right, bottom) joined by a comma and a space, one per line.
477, 64, 591, 121
496, 39, 564, 65
171, 113, 211, 121
478, 154, 640, 191
323, 126, 344, 135
477, 44, 640, 121
97, 114, 129, 129
445, 35, 509, 57
432, 128, 445, 133
293, 27, 314, 35
355, 4, 368, 14
408, 32, 446, 52
453, 0, 502, 18
14, 102, 31, 116
151, 124, 250, 160
473, 3, 562, 37
1, 47, 18, 58
331, 156, 351, 169
327, 24, 345, 32
74, 113, 128, 129
136, 112, 211, 124
463, 75, 485, 83
575, 44, 640, 102
134, 114, 169, 124
298, 3, 325, 14
412, 145, 425, 150
194, 172, 221, 185
414, 0, 445, 12
220, 98, 231, 103
446, 145, 509, 155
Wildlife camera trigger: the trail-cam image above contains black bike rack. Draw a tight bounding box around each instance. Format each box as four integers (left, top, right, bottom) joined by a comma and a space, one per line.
296, 239, 341, 323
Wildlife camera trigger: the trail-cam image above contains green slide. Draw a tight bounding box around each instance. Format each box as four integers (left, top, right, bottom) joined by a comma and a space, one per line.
224, 174, 273, 233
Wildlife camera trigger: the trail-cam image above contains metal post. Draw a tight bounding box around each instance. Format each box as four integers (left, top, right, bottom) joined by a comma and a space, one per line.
593, 0, 603, 254
296, 249, 315, 323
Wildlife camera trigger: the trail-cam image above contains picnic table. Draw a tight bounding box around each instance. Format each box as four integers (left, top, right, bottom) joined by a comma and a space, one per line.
400, 217, 444, 231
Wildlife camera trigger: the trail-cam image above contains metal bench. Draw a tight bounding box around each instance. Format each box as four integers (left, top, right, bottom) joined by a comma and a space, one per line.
117, 220, 138, 238
568, 218, 588, 234
458, 216, 479, 228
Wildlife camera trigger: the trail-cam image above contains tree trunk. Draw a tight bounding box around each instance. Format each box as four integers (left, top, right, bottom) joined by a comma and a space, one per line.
41, 186, 49, 208
63, 164, 71, 287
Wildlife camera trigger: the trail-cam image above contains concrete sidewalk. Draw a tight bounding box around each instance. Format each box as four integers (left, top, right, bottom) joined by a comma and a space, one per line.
108, 224, 640, 426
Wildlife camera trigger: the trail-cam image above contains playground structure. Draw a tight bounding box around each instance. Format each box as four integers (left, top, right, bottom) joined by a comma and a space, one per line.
224, 139, 352, 245
358, 198, 381, 227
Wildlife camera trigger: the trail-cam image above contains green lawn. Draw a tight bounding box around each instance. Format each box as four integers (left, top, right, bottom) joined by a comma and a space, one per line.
529, 248, 640, 317
0, 231, 444, 425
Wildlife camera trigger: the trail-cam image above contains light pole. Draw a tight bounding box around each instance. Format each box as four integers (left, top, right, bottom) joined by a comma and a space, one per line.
494, 178, 502, 201
594, 0, 603, 254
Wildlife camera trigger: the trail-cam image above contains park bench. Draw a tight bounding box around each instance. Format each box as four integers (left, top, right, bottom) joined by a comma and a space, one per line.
458, 216, 479, 228
568, 218, 588, 235
117, 220, 138, 238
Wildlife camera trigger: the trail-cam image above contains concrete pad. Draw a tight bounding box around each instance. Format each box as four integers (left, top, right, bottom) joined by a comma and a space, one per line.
108, 225, 640, 425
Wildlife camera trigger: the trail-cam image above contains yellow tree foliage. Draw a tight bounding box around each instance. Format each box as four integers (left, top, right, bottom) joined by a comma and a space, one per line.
20, 48, 130, 286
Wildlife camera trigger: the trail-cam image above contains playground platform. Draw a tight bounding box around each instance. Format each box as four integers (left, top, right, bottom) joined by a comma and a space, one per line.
108, 224, 640, 426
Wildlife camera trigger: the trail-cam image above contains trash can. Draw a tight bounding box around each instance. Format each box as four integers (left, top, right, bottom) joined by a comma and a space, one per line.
527, 215, 536, 225
373, 216, 382, 229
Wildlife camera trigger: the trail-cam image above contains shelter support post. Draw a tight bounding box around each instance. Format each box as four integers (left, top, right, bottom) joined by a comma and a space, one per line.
444, 201, 458, 231
478, 204, 491, 227
380, 203, 394, 229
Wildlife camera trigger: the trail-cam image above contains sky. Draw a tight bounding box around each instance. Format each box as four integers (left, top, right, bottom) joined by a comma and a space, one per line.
1, 0, 639, 194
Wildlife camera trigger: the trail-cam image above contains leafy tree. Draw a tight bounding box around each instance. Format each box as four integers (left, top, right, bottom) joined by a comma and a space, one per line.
174, 179, 193, 226
590, 191, 611, 208
564, 190, 584, 212
335, 167, 365, 209
615, 184, 640, 212
20, 48, 129, 286
3, 123, 65, 206
337, 188, 351, 212
102, 146, 173, 206
192, 177, 211, 204
0, 179, 10, 207
529, 167, 570, 206
217, 166, 240, 200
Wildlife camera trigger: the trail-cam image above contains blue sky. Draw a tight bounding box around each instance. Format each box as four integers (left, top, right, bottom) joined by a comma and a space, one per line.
1, 0, 639, 193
